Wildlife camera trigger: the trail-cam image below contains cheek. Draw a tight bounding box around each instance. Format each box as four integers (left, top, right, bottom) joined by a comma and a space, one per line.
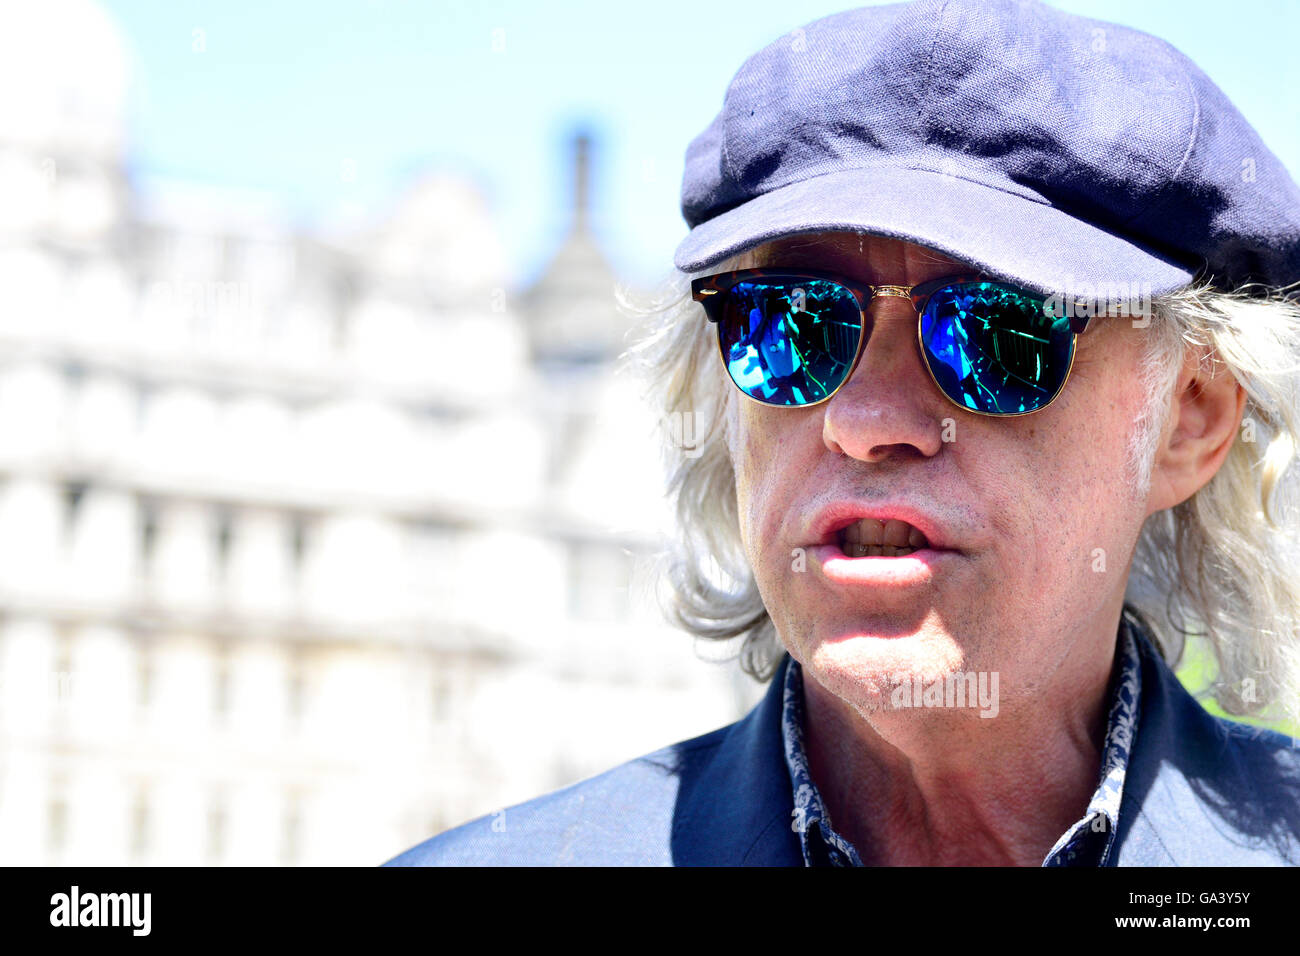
731, 401, 806, 568
731, 404, 770, 554
1009, 377, 1147, 595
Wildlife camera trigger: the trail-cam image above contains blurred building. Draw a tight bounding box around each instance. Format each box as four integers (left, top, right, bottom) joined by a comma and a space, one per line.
0, 0, 760, 865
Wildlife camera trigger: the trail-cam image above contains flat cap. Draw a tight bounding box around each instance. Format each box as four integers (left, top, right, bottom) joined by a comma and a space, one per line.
676, 0, 1300, 298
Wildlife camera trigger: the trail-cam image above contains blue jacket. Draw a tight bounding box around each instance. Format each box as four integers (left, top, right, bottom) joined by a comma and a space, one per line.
386, 633, 1300, 866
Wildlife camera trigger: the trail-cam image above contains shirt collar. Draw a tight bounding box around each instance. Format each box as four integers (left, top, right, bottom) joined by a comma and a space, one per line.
780, 612, 1145, 866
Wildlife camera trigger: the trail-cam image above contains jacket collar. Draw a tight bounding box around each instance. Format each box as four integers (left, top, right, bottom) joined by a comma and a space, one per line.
670, 655, 802, 865
1112, 613, 1300, 866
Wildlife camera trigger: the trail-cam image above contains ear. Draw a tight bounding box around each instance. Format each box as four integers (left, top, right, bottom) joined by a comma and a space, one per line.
1145, 346, 1247, 515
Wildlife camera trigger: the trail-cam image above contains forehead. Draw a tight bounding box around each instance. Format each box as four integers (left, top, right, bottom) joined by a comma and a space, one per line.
738, 231, 976, 285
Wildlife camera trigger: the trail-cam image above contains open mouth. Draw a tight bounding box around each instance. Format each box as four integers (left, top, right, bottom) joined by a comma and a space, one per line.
838, 518, 930, 558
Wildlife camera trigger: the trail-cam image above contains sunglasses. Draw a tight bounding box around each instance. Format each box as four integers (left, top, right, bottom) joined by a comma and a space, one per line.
691, 269, 1094, 416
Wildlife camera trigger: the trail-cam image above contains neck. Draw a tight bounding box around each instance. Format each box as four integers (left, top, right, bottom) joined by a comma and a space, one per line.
800, 622, 1119, 867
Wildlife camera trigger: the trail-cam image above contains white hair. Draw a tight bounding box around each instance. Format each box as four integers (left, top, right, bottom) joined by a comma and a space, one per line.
620, 262, 1300, 730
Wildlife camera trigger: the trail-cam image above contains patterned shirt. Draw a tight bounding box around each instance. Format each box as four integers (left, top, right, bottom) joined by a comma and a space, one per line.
781, 613, 1144, 866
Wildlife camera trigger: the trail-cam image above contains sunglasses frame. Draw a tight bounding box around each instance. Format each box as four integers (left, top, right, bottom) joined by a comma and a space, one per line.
690, 268, 1095, 417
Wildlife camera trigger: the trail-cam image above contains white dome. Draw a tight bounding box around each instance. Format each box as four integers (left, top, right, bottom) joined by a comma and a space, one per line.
0, 0, 130, 157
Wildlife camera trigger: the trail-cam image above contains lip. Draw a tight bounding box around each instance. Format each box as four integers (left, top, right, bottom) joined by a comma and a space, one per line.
807, 501, 959, 553
804, 501, 964, 591
809, 543, 960, 589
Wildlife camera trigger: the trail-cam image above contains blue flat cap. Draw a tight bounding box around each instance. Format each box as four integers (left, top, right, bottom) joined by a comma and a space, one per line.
676, 0, 1300, 298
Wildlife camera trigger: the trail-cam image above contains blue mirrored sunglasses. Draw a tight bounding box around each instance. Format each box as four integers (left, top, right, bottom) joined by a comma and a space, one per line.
691, 269, 1094, 416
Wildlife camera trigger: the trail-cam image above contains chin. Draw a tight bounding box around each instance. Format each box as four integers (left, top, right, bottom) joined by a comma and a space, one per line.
803, 625, 968, 705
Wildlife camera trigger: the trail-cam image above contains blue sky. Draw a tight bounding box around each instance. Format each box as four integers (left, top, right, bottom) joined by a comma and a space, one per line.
102, 0, 1300, 288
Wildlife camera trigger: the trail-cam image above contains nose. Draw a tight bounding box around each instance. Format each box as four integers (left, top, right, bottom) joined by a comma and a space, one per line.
822, 298, 947, 462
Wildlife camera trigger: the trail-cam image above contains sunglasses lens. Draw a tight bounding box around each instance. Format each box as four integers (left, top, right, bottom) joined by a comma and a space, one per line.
919, 282, 1073, 415
717, 278, 862, 406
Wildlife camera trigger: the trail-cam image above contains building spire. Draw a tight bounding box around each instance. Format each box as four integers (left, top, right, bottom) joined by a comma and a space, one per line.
572, 130, 591, 233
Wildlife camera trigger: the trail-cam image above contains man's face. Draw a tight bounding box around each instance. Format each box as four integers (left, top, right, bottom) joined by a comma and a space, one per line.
725, 232, 1163, 713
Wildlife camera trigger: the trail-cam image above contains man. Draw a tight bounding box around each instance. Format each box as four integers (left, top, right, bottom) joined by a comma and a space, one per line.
388, 0, 1300, 866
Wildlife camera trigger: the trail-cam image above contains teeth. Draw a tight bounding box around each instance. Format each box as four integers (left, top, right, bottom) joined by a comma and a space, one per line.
842, 519, 881, 545
883, 519, 911, 547
840, 518, 930, 552
845, 544, 920, 558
